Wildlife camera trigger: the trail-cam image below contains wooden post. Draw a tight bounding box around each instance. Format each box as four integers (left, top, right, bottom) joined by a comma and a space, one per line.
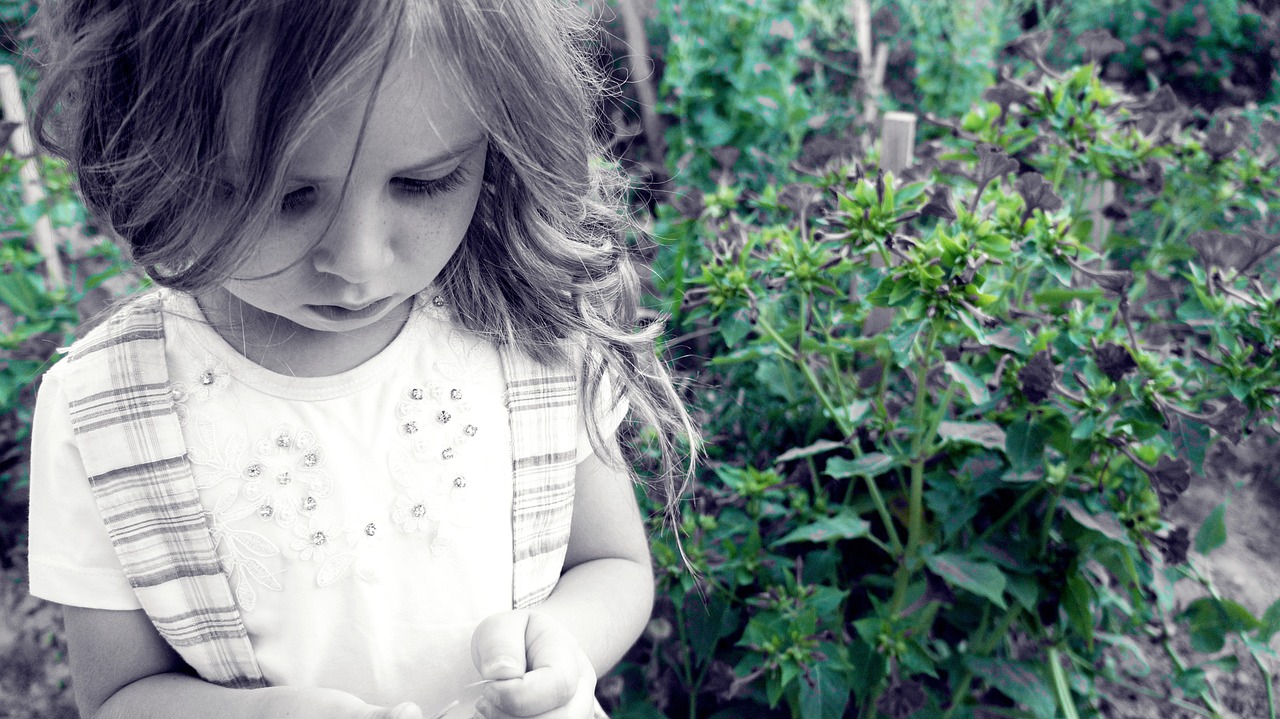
880, 111, 917, 175
1087, 180, 1116, 246
0, 64, 64, 290
616, 0, 666, 165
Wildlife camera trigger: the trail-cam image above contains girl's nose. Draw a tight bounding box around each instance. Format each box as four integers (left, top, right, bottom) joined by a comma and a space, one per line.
311, 199, 395, 284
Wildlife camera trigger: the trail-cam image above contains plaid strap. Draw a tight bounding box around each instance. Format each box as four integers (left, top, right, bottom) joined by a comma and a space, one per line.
498, 345, 580, 610
61, 293, 265, 688
499, 346, 612, 719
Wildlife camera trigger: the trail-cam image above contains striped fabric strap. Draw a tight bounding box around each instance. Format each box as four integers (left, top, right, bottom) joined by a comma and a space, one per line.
497, 344, 579, 610
62, 293, 265, 688
498, 345, 611, 719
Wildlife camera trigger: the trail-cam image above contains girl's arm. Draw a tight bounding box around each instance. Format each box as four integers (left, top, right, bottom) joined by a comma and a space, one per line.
63, 606, 422, 719
471, 450, 655, 718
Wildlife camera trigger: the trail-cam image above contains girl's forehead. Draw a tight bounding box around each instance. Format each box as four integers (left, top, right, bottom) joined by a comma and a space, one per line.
222, 31, 480, 178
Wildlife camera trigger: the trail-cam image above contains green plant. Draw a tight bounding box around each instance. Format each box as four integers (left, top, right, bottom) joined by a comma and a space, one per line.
652, 0, 859, 190
618, 32, 1280, 719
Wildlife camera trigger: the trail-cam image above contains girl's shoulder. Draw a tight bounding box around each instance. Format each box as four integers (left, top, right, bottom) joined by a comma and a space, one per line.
49, 289, 167, 382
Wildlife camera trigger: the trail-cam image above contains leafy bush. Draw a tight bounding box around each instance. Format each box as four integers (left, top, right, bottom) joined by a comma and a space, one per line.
1030, 0, 1280, 109
616, 32, 1280, 719
652, 0, 860, 190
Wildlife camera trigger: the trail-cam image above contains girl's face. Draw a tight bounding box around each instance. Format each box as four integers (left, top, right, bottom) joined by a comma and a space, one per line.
199, 42, 487, 367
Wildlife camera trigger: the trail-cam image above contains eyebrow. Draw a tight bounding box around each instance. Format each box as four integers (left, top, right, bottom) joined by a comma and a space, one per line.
392, 134, 487, 174
288, 134, 486, 185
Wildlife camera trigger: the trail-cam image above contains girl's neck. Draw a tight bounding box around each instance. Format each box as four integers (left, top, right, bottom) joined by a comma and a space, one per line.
191, 289, 412, 377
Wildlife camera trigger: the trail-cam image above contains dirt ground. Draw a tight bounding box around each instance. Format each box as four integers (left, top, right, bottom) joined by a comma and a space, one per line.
1098, 434, 1280, 719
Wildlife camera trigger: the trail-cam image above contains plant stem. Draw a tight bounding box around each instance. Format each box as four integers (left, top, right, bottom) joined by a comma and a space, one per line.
890, 322, 941, 616
756, 315, 852, 437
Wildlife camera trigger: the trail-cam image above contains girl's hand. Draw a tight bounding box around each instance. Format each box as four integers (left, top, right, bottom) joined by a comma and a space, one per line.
267, 687, 424, 719
470, 610, 597, 719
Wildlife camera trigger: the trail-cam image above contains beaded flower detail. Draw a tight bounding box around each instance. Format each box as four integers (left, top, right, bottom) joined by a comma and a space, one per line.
241, 424, 332, 530
189, 359, 232, 402
289, 516, 356, 586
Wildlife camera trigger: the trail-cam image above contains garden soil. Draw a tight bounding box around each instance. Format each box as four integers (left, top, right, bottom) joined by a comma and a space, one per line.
1097, 434, 1280, 719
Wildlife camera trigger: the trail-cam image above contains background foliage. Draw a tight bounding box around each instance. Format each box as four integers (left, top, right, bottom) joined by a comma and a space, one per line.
4, 1, 1280, 718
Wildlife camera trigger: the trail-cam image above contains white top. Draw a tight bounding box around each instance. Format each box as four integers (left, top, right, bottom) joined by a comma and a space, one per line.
27, 289, 611, 717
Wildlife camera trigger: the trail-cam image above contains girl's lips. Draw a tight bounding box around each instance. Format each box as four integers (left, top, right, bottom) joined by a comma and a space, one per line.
307, 297, 394, 322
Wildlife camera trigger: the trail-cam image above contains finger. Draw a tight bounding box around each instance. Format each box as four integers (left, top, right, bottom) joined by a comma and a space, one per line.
476, 672, 596, 719
472, 611, 531, 680
483, 665, 579, 717
389, 701, 425, 719
366, 701, 424, 719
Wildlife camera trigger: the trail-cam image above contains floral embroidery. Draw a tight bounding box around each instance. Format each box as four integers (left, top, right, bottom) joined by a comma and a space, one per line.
189, 358, 231, 402
388, 447, 478, 554
204, 486, 283, 612
290, 516, 356, 586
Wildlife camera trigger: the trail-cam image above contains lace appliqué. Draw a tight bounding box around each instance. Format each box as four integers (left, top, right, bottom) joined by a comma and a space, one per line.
187, 418, 355, 604
188, 418, 283, 611
290, 516, 357, 586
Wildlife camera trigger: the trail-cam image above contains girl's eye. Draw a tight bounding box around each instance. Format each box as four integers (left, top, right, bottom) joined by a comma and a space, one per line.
280, 187, 316, 214
392, 168, 469, 198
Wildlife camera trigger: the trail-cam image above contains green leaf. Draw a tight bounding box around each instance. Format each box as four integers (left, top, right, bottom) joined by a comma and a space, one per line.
717, 311, 752, 347
937, 420, 1006, 450
826, 452, 898, 479
1061, 499, 1130, 545
1179, 597, 1261, 653
1063, 574, 1095, 650
0, 271, 46, 317
966, 657, 1056, 719
1194, 502, 1228, 555
832, 399, 870, 428
798, 659, 852, 719
773, 509, 871, 546
1257, 597, 1280, 643
1005, 418, 1048, 473
925, 553, 1007, 609
775, 440, 845, 464
1168, 414, 1210, 474
945, 360, 990, 405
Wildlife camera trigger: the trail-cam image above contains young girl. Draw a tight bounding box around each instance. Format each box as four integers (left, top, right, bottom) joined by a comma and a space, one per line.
25, 1, 693, 717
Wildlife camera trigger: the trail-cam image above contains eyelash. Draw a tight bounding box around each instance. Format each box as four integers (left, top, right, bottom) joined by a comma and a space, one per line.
279, 167, 470, 214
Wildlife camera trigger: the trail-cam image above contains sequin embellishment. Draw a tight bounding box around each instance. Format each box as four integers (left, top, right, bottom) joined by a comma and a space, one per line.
364, 523, 377, 537
432, 295, 446, 307
412, 504, 428, 518
442, 447, 455, 460
276, 472, 291, 486
199, 370, 216, 386
450, 388, 463, 401
258, 504, 274, 519
453, 476, 467, 489
310, 531, 327, 546
302, 496, 318, 512
410, 387, 425, 401
302, 451, 320, 468
245, 462, 263, 479
437, 410, 451, 424
403, 421, 419, 435
464, 424, 478, 437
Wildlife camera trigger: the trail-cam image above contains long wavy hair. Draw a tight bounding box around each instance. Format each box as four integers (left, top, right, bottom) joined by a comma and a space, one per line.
31, 0, 696, 515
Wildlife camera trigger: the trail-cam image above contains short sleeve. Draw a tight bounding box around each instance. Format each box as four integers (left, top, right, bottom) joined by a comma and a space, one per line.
27, 368, 141, 610
575, 367, 629, 463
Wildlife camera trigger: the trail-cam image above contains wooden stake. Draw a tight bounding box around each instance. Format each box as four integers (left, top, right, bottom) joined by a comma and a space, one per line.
880, 111, 917, 175
0, 64, 64, 290
617, 0, 666, 166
